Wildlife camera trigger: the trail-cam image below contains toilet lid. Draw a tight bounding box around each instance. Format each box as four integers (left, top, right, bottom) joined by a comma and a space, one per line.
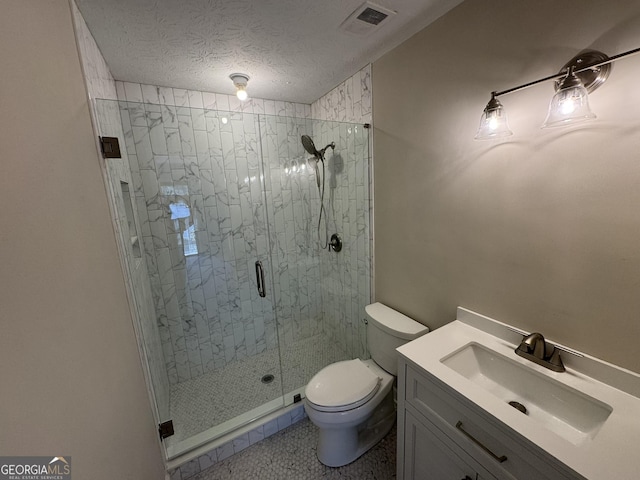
305, 359, 381, 411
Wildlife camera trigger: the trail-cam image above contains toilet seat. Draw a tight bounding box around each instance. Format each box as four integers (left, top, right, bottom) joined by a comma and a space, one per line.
305, 359, 381, 412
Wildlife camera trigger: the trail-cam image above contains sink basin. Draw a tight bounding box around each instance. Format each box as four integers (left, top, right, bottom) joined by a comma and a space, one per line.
441, 342, 612, 445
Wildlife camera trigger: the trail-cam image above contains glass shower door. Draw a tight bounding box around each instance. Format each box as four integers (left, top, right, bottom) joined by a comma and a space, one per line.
259, 114, 371, 404
113, 100, 285, 456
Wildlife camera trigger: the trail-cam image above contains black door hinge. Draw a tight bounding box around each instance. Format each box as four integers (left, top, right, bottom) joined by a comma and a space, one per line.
158, 420, 174, 440
100, 136, 121, 158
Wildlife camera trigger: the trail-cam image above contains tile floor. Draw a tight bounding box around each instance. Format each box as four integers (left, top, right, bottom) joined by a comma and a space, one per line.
170, 333, 351, 442
193, 417, 397, 480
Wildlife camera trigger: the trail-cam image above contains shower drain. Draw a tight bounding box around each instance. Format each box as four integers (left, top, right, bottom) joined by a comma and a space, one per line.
261, 374, 275, 384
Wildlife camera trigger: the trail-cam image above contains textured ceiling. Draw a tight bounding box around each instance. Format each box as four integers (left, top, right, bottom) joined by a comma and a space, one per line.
75, 0, 463, 104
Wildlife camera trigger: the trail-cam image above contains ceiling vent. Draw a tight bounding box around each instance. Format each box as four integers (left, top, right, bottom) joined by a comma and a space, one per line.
340, 1, 397, 37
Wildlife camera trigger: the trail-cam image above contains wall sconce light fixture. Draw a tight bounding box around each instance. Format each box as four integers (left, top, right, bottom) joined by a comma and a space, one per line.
475, 46, 640, 140
230, 73, 250, 101
475, 92, 513, 139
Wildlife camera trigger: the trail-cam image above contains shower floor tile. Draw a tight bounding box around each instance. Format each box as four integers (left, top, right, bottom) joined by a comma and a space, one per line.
170, 333, 350, 442
193, 418, 396, 480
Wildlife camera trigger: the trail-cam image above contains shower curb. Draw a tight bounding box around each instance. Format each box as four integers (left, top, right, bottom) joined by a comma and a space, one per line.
168, 403, 307, 480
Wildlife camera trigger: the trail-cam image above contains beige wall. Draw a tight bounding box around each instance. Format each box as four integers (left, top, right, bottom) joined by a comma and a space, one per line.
373, 0, 640, 372
0, 1, 165, 478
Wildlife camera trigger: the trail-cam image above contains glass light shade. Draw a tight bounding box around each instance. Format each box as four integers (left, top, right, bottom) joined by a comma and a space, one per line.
475, 95, 513, 140
542, 70, 595, 128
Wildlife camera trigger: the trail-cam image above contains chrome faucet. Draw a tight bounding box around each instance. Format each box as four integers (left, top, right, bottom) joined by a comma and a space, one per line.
515, 332, 565, 372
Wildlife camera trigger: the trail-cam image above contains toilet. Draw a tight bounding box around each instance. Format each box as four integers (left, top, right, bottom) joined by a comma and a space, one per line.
304, 302, 429, 467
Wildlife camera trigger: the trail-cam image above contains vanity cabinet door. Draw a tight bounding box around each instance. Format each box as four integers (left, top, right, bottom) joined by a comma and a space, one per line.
404, 408, 496, 480
400, 361, 584, 480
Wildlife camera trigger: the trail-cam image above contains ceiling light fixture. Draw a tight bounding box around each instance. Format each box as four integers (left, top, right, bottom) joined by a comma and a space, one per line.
475, 46, 640, 140
230, 73, 250, 101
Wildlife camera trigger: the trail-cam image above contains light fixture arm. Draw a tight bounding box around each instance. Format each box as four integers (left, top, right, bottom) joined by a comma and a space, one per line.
492, 45, 640, 99
494, 71, 567, 97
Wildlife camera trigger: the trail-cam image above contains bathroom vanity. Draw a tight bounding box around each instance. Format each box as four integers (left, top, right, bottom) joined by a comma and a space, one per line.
396, 308, 640, 480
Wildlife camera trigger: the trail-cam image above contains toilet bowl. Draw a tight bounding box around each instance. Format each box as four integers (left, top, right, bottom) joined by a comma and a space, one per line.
305, 358, 395, 466
304, 303, 429, 467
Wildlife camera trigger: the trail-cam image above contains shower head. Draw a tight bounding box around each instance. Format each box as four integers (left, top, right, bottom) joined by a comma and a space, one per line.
301, 135, 335, 161
301, 135, 319, 159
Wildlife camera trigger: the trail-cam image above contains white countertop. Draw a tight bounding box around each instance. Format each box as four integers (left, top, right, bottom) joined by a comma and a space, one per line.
397, 307, 640, 480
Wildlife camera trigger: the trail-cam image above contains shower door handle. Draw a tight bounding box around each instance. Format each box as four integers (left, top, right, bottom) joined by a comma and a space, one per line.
255, 261, 266, 298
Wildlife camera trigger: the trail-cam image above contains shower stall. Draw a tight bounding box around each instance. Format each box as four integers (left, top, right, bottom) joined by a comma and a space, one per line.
94, 98, 372, 458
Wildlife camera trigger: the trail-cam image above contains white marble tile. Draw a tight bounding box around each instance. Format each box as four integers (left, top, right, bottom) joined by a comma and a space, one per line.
188, 90, 204, 109
157, 86, 175, 106
202, 92, 217, 109
71, 3, 118, 101
228, 95, 243, 112
123, 82, 144, 103
174, 89, 190, 107
179, 459, 200, 480
276, 413, 291, 431
215, 441, 235, 462
197, 450, 218, 471
248, 425, 264, 445
215, 93, 230, 112
141, 84, 160, 104
115, 81, 127, 102
263, 418, 279, 438
264, 99, 276, 116
251, 98, 265, 115
174, 348, 191, 383
232, 432, 250, 454
275, 101, 286, 117
290, 404, 306, 424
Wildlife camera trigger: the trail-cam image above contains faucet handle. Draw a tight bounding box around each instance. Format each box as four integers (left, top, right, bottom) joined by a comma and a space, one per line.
547, 347, 566, 372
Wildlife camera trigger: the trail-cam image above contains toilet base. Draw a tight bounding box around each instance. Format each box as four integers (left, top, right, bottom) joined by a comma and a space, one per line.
316, 391, 396, 467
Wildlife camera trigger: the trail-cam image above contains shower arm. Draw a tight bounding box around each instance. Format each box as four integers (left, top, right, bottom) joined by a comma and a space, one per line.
318, 142, 335, 160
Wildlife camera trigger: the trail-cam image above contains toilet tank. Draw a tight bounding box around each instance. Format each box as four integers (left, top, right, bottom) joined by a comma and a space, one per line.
365, 302, 429, 375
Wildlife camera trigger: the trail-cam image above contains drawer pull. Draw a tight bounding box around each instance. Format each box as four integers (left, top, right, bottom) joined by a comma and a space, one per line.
456, 421, 507, 463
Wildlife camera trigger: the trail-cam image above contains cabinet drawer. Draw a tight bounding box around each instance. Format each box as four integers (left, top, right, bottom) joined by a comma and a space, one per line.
404, 407, 497, 480
405, 364, 583, 480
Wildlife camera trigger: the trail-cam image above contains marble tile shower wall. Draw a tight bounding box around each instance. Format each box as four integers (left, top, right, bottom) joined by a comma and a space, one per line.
313, 121, 370, 359
259, 115, 324, 348
311, 65, 373, 359
115, 88, 324, 384
115, 81, 312, 120
311, 64, 372, 125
